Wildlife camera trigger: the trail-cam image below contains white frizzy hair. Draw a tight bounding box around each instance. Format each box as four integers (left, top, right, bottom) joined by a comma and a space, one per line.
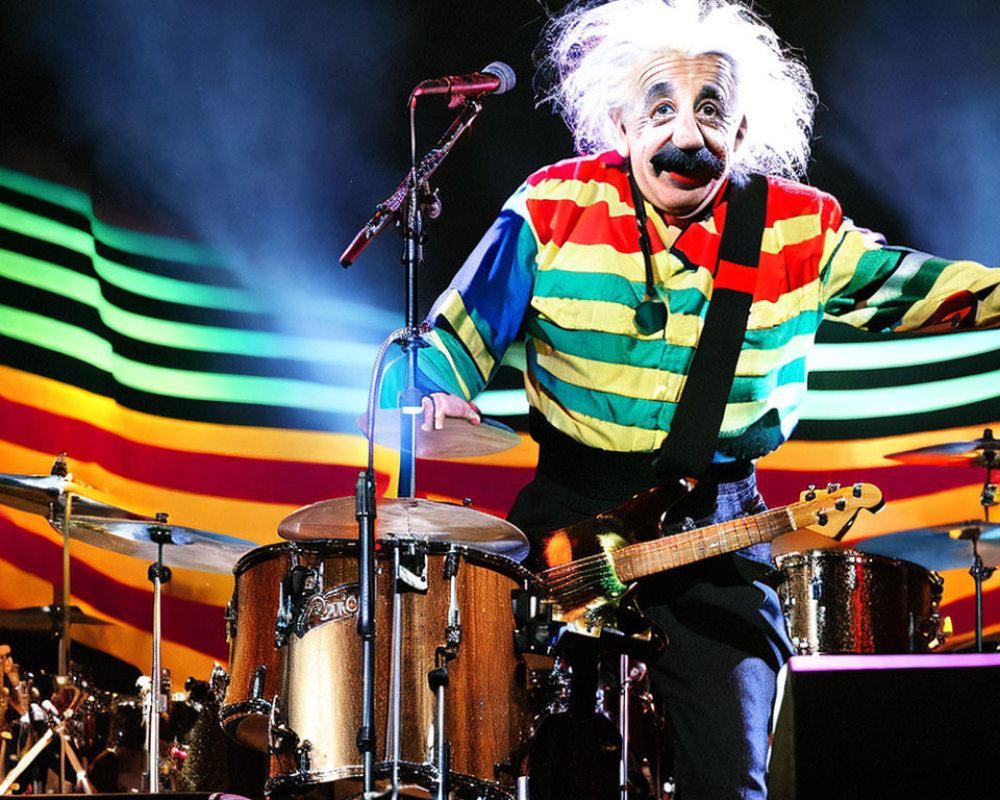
537, 0, 817, 180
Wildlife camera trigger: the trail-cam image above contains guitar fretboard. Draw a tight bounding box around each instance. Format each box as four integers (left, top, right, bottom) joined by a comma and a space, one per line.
613, 506, 793, 582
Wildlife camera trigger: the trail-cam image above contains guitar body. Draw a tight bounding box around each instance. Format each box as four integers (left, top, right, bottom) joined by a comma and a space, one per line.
535, 478, 694, 568
534, 479, 693, 631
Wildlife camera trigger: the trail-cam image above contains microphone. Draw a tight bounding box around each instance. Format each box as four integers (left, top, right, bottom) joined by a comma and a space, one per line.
411, 61, 516, 105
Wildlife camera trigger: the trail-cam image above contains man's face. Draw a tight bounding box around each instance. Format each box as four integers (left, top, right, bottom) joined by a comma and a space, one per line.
615, 52, 745, 221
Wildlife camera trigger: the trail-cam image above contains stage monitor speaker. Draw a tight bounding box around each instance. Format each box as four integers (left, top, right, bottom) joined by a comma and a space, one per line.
768, 654, 1000, 800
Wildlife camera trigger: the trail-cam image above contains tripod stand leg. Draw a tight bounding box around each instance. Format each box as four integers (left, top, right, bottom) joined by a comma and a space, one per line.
59, 731, 93, 794
0, 727, 54, 795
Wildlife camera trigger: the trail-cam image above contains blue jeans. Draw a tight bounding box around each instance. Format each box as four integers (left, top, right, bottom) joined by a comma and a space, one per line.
637, 474, 793, 799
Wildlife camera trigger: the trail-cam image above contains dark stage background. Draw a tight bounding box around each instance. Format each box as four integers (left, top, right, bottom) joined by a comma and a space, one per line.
3, 0, 999, 311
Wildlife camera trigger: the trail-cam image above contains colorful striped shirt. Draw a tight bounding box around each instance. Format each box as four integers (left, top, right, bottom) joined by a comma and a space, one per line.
387, 151, 1000, 460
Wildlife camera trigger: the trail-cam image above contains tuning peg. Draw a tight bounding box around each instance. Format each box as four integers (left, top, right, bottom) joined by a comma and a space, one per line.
805, 484, 817, 501
826, 482, 841, 493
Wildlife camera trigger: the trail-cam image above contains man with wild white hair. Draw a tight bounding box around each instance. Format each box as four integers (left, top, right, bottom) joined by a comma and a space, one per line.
384, 0, 1000, 796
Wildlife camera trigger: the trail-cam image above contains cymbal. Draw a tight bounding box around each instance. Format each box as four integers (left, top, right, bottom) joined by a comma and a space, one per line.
855, 521, 1000, 571
0, 605, 111, 632
885, 431, 1000, 468
358, 410, 520, 459
54, 516, 258, 574
0, 472, 154, 520
278, 496, 530, 560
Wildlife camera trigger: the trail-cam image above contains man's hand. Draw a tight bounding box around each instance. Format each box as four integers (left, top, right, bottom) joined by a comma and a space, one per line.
421, 392, 481, 431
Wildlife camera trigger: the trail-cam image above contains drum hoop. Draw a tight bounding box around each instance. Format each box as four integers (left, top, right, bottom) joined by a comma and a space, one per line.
775, 547, 929, 576
265, 760, 517, 800
235, 538, 539, 589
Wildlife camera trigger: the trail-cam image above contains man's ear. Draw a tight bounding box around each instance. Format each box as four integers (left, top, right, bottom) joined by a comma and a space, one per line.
733, 115, 748, 151
612, 113, 630, 158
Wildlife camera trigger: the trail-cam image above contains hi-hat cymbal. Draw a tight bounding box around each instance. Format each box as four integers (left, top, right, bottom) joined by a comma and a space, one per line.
278, 496, 530, 561
358, 410, 521, 459
0, 605, 111, 632
53, 516, 258, 574
885, 431, 1000, 468
0, 472, 153, 520
855, 521, 1000, 571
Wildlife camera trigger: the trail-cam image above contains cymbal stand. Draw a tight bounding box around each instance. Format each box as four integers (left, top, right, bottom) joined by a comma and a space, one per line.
970, 451, 998, 652
144, 514, 173, 794
55, 487, 74, 789
343, 79, 487, 799
56, 492, 73, 676
50, 453, 78, 790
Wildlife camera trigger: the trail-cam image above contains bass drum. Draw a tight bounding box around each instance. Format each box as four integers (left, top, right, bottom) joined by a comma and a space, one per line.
775, 548, 944, 655
267, 539, 535, 799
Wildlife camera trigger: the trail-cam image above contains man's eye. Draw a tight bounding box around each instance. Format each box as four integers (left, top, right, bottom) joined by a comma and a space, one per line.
699, 102, 721, 119
652, 102, 674, 118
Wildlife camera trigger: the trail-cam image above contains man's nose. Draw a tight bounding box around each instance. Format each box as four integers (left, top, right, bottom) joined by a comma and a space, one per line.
671, 108, 704, 151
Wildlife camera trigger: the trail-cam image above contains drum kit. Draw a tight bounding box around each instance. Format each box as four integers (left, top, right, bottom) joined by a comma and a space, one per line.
1, 427, 998, 797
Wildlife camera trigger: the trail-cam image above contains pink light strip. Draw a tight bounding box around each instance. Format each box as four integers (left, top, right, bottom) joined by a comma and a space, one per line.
788, 653, 1000, 672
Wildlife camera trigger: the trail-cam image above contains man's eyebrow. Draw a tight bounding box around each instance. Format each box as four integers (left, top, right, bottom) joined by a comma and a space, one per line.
640, 81, 729, 109
696, 84, 728, 106
641, 81, 676, 107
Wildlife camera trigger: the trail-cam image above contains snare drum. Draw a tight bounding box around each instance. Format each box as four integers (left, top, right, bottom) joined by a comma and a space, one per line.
775, 548, 943, 655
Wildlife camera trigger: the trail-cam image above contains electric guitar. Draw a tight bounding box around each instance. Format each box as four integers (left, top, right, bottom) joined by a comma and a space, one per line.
536, 480, 884, 628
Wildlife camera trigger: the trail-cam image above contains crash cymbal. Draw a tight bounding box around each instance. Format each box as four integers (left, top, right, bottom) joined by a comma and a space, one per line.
0, 605, 111, 632
54, 516, 257, 574
0, 472, 153, 520
278, 496, 530, 560
358, 410, 521, 459
885, 430, 1000, 468
855, 521, 1000, 571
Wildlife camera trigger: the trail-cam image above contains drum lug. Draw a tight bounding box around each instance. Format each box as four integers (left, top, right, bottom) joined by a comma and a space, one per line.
250, 664, 268, 701
210, 663, 230, 707
276, 563, 324, 647
396, 541, 429, 593
296, 740, 313, 774
224, 598, 237, 642
268, 694, 299, 755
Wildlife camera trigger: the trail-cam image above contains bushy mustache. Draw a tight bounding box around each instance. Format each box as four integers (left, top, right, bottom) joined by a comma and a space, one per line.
649, 142, 725, 179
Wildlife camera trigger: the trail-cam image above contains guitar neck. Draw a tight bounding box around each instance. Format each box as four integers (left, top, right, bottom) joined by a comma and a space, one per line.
613, 506, 793, 583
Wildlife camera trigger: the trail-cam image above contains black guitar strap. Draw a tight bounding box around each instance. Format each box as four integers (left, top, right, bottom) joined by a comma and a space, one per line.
647, 174, 770, 481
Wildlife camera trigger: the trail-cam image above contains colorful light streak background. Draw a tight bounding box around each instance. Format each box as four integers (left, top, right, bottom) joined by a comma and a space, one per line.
0, 0, 998, 683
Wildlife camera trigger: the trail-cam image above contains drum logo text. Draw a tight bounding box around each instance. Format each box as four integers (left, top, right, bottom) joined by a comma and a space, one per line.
302, 582, 361, 629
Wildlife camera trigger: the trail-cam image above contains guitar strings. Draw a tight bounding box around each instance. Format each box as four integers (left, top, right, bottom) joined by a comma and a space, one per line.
538, 511, 785, 601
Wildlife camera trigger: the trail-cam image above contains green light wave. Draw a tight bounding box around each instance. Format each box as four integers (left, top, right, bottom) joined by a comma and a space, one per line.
0, 306, 369, 412
807, 329, 1000, 371
0, 253, 376, 366
799, 370, 1000, 420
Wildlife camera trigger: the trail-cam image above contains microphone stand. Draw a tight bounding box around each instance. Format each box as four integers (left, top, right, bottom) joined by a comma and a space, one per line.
341, 93, 486, 798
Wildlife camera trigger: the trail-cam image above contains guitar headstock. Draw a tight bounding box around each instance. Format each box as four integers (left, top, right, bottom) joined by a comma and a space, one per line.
792, 482, 884, 540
